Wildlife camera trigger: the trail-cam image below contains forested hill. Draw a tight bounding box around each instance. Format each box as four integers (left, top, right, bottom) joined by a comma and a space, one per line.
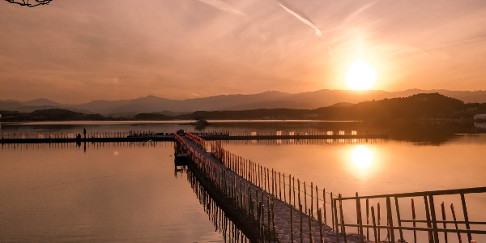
180, 93, 485, 121
318, 93, 469, 120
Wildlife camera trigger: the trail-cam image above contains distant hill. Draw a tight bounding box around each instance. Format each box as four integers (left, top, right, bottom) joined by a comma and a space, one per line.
179, 93, 485, 121
1, 89, 485, 115
22, 98, 61, 107
0, 109, 103, 122
2, 93, 485, 122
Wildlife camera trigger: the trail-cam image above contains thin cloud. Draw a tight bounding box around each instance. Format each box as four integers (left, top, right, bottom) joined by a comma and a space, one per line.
277, 1, 322, 37
341, 1, 379, 25
195, 0, 246, 16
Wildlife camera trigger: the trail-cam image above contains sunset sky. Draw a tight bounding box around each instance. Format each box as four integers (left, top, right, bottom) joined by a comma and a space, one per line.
1, 0, 486, 103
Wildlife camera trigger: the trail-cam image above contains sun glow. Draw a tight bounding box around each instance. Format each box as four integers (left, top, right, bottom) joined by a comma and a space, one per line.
345, 60, 377, 90
351, 145, 374, 169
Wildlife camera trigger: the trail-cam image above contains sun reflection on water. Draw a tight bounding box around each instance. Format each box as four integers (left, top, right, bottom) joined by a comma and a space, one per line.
351, 145, 374, 169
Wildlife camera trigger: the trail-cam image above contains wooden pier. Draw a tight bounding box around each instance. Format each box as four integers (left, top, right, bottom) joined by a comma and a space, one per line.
175, 132, 365, 242
175, 132, 486, 243
0, 132, 387, 144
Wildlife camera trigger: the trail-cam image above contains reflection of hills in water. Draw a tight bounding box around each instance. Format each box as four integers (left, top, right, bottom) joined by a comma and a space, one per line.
208, 120, 485, 145
381, 120, 485, 145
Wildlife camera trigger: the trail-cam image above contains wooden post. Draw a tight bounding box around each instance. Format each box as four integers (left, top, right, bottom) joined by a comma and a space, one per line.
330, 192, 334, 231
308, 209, 313, 242
283, 173, 286, 202
304, 181, 307, 214
293, 177, 296, 209
311, 182, 314, 219
278, 172, 281, 200
412, 198, 417, 243
318, 209, 323, 243
300, 204, 303, 243
339, 194, 348, 243
366, 198, 370, 241
298, 179, 302, 212
450, 203, 462, 243
424, 196, 433, 243
394, 196, 404, 242
264, 167, 267, 191
377, 202, 381, 242
356, 192, 364, 243
441, 202, 449, 243
371, 206, 377, 243
386, 196, 396, 243
246, 159, 248, 180
267, 168, 271, 195
334, 196, 339, 242
460, 193, 472, 242
252, 163, 255, 185
259, 165, 261, 188
289, 174, 292, 206
324, 189, 327, 225
290, 203, 294, 243
316, 185, 319, 220
272, 170, 275, 198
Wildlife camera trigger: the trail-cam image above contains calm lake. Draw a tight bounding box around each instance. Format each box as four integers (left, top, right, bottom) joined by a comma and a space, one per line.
1, 121, 485, 242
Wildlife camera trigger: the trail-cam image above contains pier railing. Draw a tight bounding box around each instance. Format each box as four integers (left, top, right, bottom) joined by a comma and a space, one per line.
333, 187, 486, 243
210, 139, 342, 242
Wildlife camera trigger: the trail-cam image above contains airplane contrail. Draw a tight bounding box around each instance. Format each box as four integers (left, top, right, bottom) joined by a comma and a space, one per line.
277, 1, 322, 37
341, 1, 379, 25
195, 0, 246, 16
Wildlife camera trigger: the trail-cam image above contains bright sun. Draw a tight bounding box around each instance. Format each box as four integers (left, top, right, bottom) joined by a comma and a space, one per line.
345, 60, 377, 90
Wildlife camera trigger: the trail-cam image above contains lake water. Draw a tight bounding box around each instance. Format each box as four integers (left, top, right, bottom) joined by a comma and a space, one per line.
1, 121, 485, 242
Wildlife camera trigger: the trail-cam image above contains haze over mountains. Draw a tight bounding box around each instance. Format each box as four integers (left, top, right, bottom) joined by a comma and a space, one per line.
1, 89, 485, 115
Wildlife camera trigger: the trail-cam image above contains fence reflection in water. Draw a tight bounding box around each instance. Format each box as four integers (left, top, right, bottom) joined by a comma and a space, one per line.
186, 168, 250, 243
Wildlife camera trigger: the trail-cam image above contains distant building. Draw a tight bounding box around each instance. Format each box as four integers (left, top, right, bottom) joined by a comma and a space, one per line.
474, 114, 486, 121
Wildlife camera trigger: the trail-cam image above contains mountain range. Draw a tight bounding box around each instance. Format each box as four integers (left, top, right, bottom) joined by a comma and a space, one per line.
1, 89, 485, 116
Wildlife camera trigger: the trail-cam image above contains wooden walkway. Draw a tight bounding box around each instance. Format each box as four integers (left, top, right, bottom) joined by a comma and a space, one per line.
176, 132, 486, 243
175, 132, 364, 242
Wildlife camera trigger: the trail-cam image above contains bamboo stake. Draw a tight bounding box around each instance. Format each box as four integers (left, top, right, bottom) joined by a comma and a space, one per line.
308, 209, 313, 242
318, 209, 323, 243
304, 181, 308, 214
298, 179, 302, 212
412, 198, 417, 243
300, 204, 303, 243
441, 202, 448, 243
311, 182, 314, 219
291, 203, 294, 242
366, 198, 370, 241
372, 206, 378, 243
451, 203, 462, 243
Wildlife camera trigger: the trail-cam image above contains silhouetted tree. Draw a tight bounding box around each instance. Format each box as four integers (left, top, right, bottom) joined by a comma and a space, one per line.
5, 0, 52, 7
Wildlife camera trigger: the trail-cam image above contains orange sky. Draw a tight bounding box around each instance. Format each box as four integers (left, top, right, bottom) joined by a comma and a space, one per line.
1, 0, 486, 103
